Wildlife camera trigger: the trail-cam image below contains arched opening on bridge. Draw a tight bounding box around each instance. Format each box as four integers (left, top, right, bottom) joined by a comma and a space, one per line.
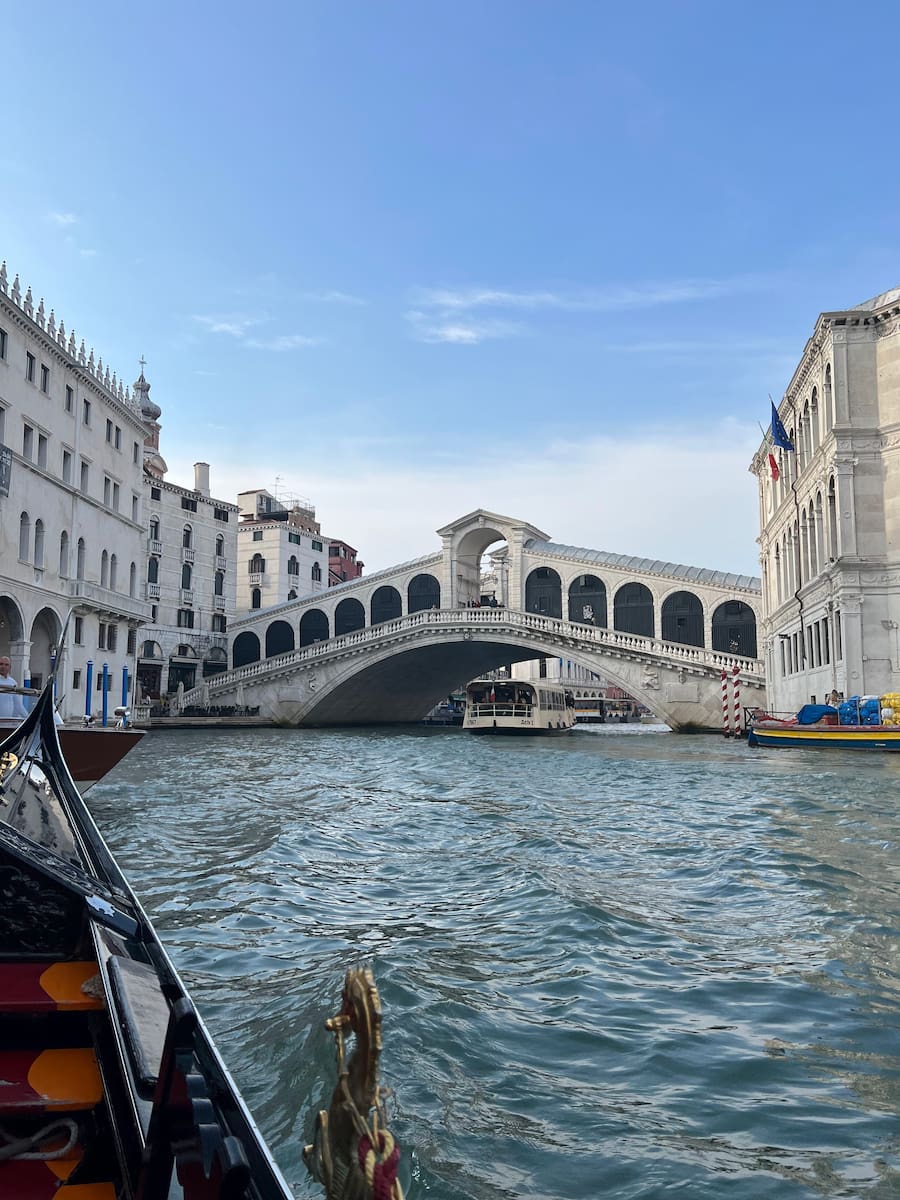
233, 631, 261, 668
300, 609, 329, 646
408, 573, 440, 613
614, 582, 654, 637
371, 585, 402, 625
525, 567, 562, 618
335, 597, 366, 637
568, 575, 607, 627
661, 590, 704, 647
266, 620, 295, 657
712, 601, 757, 658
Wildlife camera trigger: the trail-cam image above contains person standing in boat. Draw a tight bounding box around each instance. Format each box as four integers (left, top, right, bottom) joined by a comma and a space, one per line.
0, 656, 27, 719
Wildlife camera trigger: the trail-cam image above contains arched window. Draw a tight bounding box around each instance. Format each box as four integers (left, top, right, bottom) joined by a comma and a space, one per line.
18, 512, 30, 560
661, 590, 704, 647
312, 561, 322, 582
614, 582, 654, 637
408, 573, 440, 612
249, 553, 265, 574
214, 571, 224, 596
810, 387, 819, 453
288, 589, 297, 601
567, 575, 607, 627
33, 519, 44, 568
149, 515, 160, 540
109, 553, 118, 591
712, 601, 757, 658
101, 549, 109, 587
265, 620, 295, 657
524, 567, 562, 618
59, 531, 70, 577
215, 534, 225, 558
251, 587, 261, 609
147, 557, 159, 584
300, 609, 329, 646
824, 364, 833, 431
76, 538, 85, 580
182, 524, 192, 549
181, 563, 192, 590
370, 585, 402, 625
232, 631, 261, 668
827, 476, 838, 560
287, 555, 299, 576
129, 561, 137, 597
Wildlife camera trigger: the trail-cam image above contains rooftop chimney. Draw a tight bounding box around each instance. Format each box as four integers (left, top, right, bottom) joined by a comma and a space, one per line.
194, 462, 210, 497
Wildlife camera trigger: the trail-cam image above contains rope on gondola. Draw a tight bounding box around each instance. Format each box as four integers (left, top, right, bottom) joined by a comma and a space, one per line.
0, 1117, 79, 1160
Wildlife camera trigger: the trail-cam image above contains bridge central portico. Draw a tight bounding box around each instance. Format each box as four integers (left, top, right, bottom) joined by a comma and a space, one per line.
183, 509, 765, 730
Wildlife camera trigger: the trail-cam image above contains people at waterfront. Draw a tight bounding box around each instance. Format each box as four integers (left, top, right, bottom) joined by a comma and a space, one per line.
0, 657, 27, 720
827, 689, 840, 707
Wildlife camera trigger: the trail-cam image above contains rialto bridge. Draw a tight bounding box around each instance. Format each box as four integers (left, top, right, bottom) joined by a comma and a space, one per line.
181, 510, 765, 731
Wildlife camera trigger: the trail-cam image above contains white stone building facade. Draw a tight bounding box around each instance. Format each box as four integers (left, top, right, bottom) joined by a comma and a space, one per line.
751, 286, 900, 712
0, 263, 151, 720
236, 489, 327, 613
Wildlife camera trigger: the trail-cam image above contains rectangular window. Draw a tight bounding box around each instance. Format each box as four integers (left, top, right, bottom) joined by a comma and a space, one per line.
73, 669, 81, 690
26, 352, 35, 382
62, 448, 72, 483
0, 328, 6, 359
151, 486, 161, 501
40, 363, 50, 393
176, 609, 195, 628
106, 624, 118, 652
113, 482, 120, 511
835, 610, 842, 660
82, 398, 91, 426
252, 530, 263, 541
98, 622, 107, 650
823, 619, 830, 664
133, 440, 140, 464
22, 423, 34, 460
114, 425, 122, 450
312, 539, 323, 552
37, 433, 48, 469
106, 419, 113, 443
127, 629, 136, 655
80, 459, 89, 493
212, 613, 227, 633
74, 616, 84, 645
288, 532, 301, 545
214, 507, 229, 521
181, 496, 197, 512
131, 494, 139, 522
65, 384, 74, 413
104, 477, 111, 506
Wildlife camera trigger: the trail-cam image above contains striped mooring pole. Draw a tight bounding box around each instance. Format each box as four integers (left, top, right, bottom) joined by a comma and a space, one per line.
732, 663, 741, 736
721, 667, 731, 736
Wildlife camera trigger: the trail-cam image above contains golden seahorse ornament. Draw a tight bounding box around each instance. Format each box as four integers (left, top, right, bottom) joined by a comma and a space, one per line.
304, 968, 403, 1200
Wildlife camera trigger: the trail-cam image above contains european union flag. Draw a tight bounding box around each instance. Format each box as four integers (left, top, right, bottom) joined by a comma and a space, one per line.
771, 401, 794, 452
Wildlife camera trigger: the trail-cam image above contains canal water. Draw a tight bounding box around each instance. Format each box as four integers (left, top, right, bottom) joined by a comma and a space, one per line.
88, 725, 900, 1200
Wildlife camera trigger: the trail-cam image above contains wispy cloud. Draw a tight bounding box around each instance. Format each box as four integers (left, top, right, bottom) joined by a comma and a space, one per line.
78, 248, 98, 259
48, 211, 78, 227
406, 309, 522, 345
192, 314, 266, 338
297, 289, 366, 306
246, 333, 323, 351
414, 277, 763, 314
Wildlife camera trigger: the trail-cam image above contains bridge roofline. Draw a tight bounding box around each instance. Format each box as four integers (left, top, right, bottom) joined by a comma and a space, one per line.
524, 539, 761, 593
436, 508, 551, 542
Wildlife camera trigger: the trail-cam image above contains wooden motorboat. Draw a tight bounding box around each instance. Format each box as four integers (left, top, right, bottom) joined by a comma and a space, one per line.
747, 718, 900, 750
0, 683, 402, 1199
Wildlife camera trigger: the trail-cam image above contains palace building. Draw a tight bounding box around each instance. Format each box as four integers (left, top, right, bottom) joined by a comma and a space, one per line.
751, 286, 900, 712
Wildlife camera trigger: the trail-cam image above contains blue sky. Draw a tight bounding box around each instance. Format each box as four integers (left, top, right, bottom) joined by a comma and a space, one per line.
4, 2, 899, 575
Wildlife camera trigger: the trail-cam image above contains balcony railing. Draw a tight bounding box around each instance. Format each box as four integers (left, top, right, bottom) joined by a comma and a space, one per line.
214, 595, 226, 611
148, 538, 163, 555
181, 588, 194, 605
146, 582, 161, 599
249, 572, 264, 586
182, 546, 195, 563
215, 555, 227, 571
67, 579, 152, 621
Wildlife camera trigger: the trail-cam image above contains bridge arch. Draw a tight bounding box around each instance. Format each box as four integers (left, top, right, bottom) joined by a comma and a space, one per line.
233, 631, 261, 668
567, 574, 607, 627
335, 597, 366, 637
712, 600, 757, 658
661, 589, 704, 647
266, 620, 295, 658
300, 609, 329, 647
614, 582, 654, 637
408, 573, 441, 613
371, 585, 402, 625
525, 567, 562, 618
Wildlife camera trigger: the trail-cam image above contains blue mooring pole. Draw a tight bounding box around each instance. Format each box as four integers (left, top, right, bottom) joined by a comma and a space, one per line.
121, 665, 129, 727
101, 662, 109, 727
85, 660, 93, 719
22, 671, 31, 713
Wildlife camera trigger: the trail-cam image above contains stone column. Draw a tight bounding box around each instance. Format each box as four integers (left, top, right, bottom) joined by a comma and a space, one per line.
834, 457, 857, 558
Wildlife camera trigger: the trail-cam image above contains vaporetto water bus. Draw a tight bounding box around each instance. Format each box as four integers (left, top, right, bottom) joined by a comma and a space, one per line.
463, 679, 576, 735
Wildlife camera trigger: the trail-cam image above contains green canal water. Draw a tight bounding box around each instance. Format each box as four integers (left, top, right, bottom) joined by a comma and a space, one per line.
88, 724, 900, 1199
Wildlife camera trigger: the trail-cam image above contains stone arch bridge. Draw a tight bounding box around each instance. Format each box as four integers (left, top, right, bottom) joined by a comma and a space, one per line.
183, 510, 765, 730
